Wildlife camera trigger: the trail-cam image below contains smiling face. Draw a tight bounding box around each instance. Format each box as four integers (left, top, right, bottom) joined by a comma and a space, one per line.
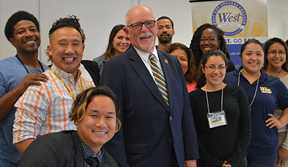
112, 29, 130, 56
241, 43, 264, 75
199, 28, 220, 55
9, 20, 40, 55
47, 27, 84, 78
202, 55, 226, 89
157, 19, 174, 44
124, 6, 157, 53
75, 95, 117, 154
267, 42, 286, 70
170, 49, 188, 74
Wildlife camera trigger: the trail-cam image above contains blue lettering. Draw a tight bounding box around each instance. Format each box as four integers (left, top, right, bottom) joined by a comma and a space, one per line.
219, 13, 242, 22
218, 12, 232, 23
236, 13, 242, 22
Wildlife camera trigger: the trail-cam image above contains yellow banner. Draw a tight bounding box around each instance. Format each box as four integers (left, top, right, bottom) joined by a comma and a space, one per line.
192, 0, 267, 40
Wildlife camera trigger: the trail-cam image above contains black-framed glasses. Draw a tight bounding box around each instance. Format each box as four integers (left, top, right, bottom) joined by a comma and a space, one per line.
127, 20, 156, 30
205, 65, 226, 71
268, 51, 286, 56
199, 38, 218, 43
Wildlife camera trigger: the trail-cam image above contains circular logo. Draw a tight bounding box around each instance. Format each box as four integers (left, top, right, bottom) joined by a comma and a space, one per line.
212, 1, 247, 36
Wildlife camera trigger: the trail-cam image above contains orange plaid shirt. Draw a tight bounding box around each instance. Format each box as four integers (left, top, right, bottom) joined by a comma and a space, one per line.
13, 65, 94, 144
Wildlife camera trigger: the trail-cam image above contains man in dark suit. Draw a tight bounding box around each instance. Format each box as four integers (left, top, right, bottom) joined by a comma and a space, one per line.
100, 5, 199, 167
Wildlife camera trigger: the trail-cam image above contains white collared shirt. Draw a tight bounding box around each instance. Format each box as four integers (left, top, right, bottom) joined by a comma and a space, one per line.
134, 46, 163, 83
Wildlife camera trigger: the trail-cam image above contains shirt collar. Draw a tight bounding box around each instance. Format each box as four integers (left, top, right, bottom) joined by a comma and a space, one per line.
51, 64, 82, 81
236, 66, 268, 84
134, 46, 159, 64
79, 138, 103, 163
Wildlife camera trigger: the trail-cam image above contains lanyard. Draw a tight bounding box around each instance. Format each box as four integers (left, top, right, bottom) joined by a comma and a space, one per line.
16, 55, 44, 73
238, 70, 260, 108
275, 69, 282, 77
51, 68, 84, 101
205, 83, 223, 113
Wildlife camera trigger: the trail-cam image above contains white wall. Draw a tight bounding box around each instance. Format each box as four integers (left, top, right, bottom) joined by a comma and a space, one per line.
0, 0, 40, 61
0, 0, 287, 65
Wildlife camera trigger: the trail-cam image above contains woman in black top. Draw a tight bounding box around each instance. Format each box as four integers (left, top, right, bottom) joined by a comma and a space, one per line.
189, 49, 251, 167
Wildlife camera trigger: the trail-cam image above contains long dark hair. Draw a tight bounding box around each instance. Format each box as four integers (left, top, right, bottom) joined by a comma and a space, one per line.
240, 39, 263, 58
189, 23, 231, 69
263, 37, 288, 72
165, 43, 196, 84
103, 24, 126, 62
196, 49, 228, 89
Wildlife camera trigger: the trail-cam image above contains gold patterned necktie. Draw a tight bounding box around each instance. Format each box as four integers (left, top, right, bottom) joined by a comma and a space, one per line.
149, 53, 169, 105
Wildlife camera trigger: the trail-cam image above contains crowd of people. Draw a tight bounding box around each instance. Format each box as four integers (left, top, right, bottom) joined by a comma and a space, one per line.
0, 5, 288, 167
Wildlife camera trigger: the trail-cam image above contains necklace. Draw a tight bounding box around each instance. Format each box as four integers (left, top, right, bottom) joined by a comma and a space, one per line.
16, 55, 44, 73
267, 69, 282, 77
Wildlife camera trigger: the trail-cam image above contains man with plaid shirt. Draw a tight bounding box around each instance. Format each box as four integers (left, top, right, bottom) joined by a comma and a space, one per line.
13, 15, 94, 155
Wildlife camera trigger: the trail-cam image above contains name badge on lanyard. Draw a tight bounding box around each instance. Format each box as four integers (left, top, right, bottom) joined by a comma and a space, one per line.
204, 84, 227, 129
207, 110, 227, 128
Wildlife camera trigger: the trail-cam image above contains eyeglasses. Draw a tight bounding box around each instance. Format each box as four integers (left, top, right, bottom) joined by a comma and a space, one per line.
127, 20, 156, 30
199, 38, 218, 43
268, 51, 286, 56
205, 65, 226, 71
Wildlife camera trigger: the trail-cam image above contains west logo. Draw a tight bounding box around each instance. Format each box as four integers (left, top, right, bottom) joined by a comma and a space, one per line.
218, 13, 243, 23
212, 1, 247, 36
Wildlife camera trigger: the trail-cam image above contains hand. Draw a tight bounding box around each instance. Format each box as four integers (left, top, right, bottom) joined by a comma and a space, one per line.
277, 147, 288, 166
0, 73, 48, 120
184, 160, 196, 167
15, 73, 48, 95
266, 114, 282, 129
222, 160, 232, 167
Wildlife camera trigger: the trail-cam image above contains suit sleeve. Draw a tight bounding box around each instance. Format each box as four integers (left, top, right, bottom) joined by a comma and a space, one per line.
19, 133, 75, 167
100, 60, 130, 167
179, 61, 200, 161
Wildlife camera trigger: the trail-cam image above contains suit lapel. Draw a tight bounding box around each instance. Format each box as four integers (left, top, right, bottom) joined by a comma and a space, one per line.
128, 48, 169, 111
158, 51, 176, 111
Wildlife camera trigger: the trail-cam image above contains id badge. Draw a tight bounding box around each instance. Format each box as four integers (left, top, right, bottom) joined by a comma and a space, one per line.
207, 110, 227, 128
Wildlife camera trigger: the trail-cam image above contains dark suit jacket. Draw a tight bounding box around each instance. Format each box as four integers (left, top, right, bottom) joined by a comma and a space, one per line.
81, 60, 100, 86
100, 47, 199, 167
19, 130, 118, 167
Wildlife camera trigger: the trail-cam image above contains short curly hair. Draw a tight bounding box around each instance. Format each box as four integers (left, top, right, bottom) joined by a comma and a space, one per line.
70, 86, 121, 132
48, 15, 82, 38
189, 23, 231, 68
4, 10, 40, 41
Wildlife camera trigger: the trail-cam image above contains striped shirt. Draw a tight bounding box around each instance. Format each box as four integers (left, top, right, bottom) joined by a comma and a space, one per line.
13, 64, 94, 144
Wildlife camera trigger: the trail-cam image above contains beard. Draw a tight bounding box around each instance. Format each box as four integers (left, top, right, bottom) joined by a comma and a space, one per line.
158, 33, 172, 44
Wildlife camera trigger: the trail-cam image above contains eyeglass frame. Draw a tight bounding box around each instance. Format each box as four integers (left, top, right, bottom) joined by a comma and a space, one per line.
205, 65, 226, 71
126, 20, 156, 30
199, 38, 218, 43
267, 51, 286, 56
